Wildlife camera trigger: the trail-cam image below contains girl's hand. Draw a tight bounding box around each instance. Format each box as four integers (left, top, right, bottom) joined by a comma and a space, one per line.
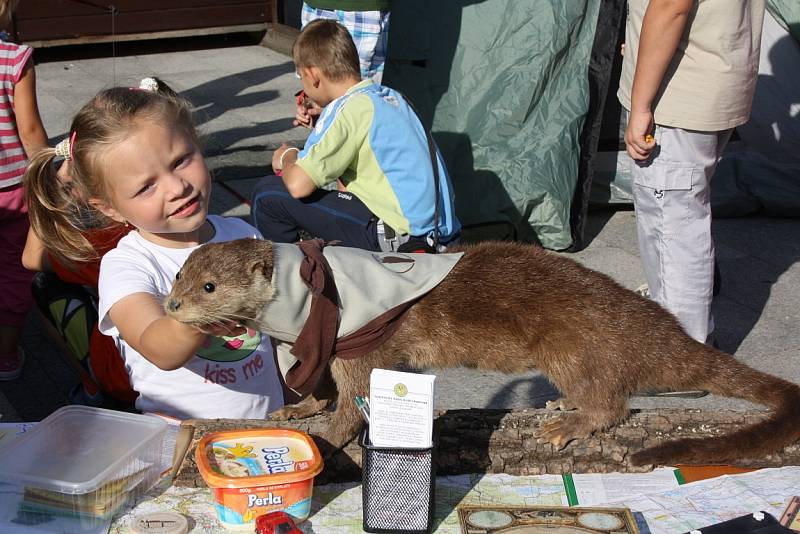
198, 321, 247, 338
110, 293, 209, 371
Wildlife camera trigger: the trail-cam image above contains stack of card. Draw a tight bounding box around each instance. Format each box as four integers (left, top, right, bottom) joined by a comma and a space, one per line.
368, 369, 435, 448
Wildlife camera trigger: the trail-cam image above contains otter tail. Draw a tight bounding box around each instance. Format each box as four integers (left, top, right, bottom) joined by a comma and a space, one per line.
631, 349, 800, 466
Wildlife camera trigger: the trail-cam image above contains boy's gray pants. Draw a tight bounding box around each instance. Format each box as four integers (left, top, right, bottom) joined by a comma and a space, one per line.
630, 124, 732, 344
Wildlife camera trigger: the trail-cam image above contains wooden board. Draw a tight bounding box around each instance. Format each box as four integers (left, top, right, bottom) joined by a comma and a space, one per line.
9, 1, 276, 44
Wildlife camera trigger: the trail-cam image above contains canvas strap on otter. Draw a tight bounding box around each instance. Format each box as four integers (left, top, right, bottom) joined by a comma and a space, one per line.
285, 239, 417, 395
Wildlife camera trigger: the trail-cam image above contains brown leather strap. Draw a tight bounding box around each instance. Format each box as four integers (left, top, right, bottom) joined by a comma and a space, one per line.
334, 298, 415, 360
285, 240, 416, 395
285, 239, 339, 394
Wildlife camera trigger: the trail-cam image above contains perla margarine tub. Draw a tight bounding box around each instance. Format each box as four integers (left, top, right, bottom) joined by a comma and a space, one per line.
196, 428, 323, 527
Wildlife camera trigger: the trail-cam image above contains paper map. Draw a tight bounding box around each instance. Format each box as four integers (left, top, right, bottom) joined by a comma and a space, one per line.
612, 467, 800, 534
110, 474, 568, 533
107, 467, 800, 533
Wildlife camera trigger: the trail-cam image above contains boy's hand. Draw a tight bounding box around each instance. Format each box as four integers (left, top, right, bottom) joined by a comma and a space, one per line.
624, 109, 656, 161
272, 143, 297, 171
293, 99, 322, 129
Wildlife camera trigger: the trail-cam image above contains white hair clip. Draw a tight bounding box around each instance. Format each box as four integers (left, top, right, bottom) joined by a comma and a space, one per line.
54, 135, 73, 159
138, 77, 159, 92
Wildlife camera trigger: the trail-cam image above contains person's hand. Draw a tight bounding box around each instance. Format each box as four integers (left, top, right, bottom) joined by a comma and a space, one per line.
272, 143, 297, 172
198, 320, 247, 338
293, 100, 322, 129
624, 108, 656, 161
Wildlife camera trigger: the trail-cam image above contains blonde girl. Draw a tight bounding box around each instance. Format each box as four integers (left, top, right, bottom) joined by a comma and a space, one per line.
0, 0, 49, 379
24, 78, 284, 419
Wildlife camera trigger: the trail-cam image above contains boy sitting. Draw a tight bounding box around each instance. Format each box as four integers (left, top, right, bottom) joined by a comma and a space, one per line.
250, 19, 461, 253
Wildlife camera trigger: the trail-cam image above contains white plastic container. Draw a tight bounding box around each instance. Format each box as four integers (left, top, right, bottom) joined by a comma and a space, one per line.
0, 405, 167, 530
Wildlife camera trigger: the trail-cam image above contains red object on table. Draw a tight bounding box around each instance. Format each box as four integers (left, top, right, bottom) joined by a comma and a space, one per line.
254, 511, 301, 534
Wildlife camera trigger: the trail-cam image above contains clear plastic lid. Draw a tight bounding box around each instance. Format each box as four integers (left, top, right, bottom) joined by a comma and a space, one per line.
0, 405, 167, 495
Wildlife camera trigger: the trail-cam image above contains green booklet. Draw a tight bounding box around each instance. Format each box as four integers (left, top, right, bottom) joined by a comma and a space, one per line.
563, 468, 685, 506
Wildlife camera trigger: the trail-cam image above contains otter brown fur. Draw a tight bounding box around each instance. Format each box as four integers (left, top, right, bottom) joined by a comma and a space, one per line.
164, 239, 800, 466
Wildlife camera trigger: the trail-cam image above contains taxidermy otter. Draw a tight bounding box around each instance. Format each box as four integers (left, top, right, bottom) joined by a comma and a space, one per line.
164, 239, 800, 466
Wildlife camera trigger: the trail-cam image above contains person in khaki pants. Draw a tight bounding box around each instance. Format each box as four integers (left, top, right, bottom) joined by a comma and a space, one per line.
618, 0, 766, 346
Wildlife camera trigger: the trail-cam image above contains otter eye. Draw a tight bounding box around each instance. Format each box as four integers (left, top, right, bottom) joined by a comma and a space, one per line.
175, 271, 181, 280
204, 283, 215, 293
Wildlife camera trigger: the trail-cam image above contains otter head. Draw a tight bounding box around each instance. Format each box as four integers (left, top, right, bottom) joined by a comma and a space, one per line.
165, 239, 275, 329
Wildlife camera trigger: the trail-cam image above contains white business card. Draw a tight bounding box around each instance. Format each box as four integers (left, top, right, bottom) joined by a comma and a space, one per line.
368, 368, 436, 448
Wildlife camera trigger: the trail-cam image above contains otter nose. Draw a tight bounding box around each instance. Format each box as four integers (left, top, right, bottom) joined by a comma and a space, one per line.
167, 299, 180, 312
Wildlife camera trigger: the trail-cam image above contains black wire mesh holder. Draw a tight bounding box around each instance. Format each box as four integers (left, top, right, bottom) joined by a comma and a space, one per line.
359, 425, 437, 534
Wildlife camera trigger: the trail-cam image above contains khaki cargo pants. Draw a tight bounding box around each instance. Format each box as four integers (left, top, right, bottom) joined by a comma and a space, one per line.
631, 125, 732, 343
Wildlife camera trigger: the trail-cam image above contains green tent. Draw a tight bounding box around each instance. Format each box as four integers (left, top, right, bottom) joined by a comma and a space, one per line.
383, 0, 799, 251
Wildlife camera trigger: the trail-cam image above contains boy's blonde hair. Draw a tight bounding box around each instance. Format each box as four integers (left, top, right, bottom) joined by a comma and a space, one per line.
0, 0, 19, 25
292, 19, 361, 82
24, 78, 198, 264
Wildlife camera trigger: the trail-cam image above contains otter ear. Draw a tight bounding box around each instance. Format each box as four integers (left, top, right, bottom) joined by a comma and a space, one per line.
250, 259, 272, 280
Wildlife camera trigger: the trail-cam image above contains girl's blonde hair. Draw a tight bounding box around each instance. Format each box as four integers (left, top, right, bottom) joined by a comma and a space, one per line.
0, 0, 19, 26
24, 77, 197, 265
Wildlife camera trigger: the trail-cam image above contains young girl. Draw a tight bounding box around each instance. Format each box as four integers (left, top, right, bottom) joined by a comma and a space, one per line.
24, 77, 284, 419
0, 0, 49, 379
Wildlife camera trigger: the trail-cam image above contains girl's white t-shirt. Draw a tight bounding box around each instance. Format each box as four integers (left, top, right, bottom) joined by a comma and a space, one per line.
98, 215, 284, 419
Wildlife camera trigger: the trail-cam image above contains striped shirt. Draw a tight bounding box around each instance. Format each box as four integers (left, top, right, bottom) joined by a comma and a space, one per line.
0, 40, 32, 188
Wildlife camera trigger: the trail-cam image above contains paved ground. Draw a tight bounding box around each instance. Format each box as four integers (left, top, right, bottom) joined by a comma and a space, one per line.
1, 34, 798, 423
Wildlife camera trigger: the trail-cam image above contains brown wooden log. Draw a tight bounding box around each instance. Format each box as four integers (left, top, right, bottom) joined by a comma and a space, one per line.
173, 408, 800, 487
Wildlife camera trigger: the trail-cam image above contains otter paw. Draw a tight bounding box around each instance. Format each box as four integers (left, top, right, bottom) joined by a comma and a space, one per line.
268, 406, 302, 421
534, 414, 590, 450
269, 405, 313, 421
269, 396, 333, 421
545, 398, 578, 412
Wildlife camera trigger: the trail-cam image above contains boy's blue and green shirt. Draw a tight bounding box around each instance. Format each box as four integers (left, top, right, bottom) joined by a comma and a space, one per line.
296, 80, 461, 241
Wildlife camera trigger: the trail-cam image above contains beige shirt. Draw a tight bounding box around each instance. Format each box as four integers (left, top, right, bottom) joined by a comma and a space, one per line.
618, 0, 766, 132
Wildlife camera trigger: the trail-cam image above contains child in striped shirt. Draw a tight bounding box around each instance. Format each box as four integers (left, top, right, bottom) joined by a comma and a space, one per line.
0, 0, 48, 380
